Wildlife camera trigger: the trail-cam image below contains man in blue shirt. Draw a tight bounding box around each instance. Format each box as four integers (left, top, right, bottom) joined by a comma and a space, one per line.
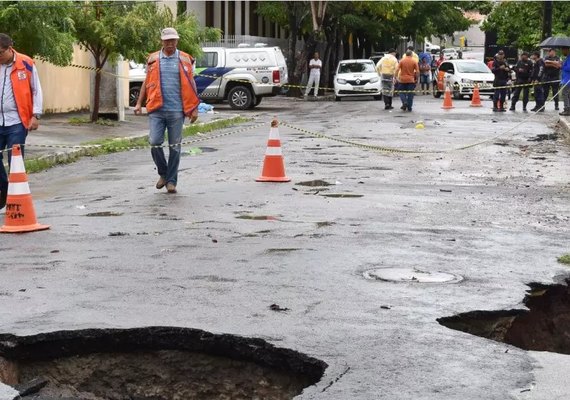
560, 47, 570, 116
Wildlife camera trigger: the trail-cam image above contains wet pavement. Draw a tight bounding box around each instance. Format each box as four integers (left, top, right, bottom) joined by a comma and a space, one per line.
1, 95, 570, 399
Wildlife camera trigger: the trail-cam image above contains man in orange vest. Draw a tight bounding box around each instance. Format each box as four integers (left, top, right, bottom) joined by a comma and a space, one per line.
134, 27, 199, 194
0, 33, 43, 210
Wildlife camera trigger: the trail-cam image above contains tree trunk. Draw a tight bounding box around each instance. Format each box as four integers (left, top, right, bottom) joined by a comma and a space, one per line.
286, 2, 300, 97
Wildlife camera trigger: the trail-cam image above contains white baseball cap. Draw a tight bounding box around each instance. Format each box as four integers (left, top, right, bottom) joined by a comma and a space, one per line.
161, 27, 179, 40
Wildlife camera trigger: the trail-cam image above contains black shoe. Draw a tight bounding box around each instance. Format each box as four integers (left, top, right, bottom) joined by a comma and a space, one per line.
499, 108, 507, 112
538, 108, 545, 112
530, 107, 538, 112
509, 106, 516, 111
400, 105, 407, 111
387, 106, 394, 110
384, 105, 390, 110
555, 105, 559, 111
492, 108, 500, 112
559, 110, 570, 116
523, 108, 527, 112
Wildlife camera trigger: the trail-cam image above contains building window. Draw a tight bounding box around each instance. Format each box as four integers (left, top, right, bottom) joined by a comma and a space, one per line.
228, 1, 235, 35
205, 1, 214, 27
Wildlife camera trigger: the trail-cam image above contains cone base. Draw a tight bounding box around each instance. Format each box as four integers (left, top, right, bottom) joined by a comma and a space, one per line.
256, 176, 291, 182
0, 223, 50, 233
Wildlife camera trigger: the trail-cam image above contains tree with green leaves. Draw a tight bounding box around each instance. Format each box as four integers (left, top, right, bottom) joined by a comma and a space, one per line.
0, 1, 75, 65
482, 1, 570, 51
69, 1, 220, 121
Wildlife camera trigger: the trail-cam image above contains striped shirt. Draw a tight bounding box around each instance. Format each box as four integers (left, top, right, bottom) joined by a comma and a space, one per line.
159, 49, 182, 111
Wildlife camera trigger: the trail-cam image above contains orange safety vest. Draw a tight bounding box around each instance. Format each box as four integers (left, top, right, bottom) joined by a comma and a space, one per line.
11, 51, 35, 128
144, 50, 199, 114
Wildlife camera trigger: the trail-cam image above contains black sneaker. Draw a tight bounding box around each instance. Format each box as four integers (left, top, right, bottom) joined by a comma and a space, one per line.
523, 107, 527, 112
555, 106, 559, 111
560, 110, 570, 116
530, 108, 538, 112
499, 108, 507, 112
400, 105, 407, 111
492, 108, 500, 112
509, 107, 516, 111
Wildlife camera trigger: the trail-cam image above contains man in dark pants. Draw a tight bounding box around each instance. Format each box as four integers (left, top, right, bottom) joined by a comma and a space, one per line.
492, 50, 510, 112
543, 48, 561, 111
510, 52, 533, 111
530, 51, 545, 112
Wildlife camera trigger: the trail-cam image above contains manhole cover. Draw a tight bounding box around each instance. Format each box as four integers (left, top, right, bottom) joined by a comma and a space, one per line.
363, 268, 463, 283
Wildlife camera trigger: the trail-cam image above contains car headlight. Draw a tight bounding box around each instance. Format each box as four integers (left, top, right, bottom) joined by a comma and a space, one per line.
336, 78, 347, 84
369, 77, 379, 83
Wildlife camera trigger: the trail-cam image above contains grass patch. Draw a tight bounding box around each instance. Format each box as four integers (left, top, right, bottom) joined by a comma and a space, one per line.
25, 116, 250, 173
557, 254, 570, 265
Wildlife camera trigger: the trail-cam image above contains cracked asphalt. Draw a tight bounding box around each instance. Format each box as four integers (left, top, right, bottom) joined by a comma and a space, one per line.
1, 95, 570, 399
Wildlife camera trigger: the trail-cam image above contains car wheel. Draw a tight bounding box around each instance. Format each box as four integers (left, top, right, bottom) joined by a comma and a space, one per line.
228, 86, 253, 110
373, 95, 383, 100
433, 87, 442, 98
335, 96, 341, 102
248, 96, 262, 109
129, 85, 141, 107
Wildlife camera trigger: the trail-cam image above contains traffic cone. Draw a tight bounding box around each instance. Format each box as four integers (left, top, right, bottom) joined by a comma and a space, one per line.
0, 145, 49, 233
441, 87, 454, 109
470, 84, 483, 107
256, 119, 290, 182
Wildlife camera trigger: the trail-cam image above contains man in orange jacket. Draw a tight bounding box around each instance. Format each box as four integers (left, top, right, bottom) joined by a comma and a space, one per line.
134, 27, 199, 194
0, 33, 43, 210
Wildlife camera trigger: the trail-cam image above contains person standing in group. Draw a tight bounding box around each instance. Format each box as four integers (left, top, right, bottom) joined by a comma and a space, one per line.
395, 50, 419, 112
491, 50, 510, 112
509, 52, 533, 112
559, 47, 570, 116
419, 57, 431, 95
134, 27, 199, 194
376, 49, 398, 110
305, 52, 322, 98
530, 51, 546, 112
407, 46, 419, 64
0, 33, 43, 210
543, 48, 561, 111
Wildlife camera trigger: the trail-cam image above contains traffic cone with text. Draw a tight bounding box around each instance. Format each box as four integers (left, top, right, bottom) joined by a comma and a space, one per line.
0, 145, 50, 233
441, 87, 454, 109
256, 118, 290, 182
470, 84, 483, 107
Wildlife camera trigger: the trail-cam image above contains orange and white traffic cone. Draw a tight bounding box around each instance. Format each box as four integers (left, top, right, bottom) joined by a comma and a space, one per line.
441, 87, 454, 109
470, 84, 483, 107
256, 119, 290, 182
0, 145, 49, 233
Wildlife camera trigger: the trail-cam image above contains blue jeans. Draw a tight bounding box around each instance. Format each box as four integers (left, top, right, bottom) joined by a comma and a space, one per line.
148, 111, 184, 186
0, 123, 27, 196
398, 83, 416, 110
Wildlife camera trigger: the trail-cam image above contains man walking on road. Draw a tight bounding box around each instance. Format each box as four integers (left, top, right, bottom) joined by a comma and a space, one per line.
510, 52, 533, 112
305, 52, 322, 98
0, 33, 43, 210
134, 28, 199, 194
560, 47, 570, 116
543, 48, 561, 111
491, 50, 510, 112
395, 50, 419, 112
376, 49, 398, 110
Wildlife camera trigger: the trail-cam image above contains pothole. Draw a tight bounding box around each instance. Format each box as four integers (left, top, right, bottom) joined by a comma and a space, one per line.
321, 194, 363, 198
296, 180, 333, 187
85, 211, 123, 217
0, 327, 327, 399
236, 215, 280, 221
438, 279, 570, 354
527, 133, 559, 142
364, 267, 463, 283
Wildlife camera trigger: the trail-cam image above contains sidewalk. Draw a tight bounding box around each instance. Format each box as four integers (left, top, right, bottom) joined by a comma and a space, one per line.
24, 109, 240, 165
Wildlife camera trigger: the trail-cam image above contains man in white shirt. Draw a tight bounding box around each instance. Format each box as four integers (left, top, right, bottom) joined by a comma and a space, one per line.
0, 33, 43, 210
305, 52, 322, 98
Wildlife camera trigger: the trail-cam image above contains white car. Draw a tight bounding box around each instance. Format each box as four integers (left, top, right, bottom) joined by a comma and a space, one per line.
334, 59, 382, 101
433, 60, 495, 99
442, 48, 459, 60
128, 61, 146, 107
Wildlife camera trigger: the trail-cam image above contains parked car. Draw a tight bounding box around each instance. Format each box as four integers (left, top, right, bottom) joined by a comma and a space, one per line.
433, 59, 495, 99
195, 45, 288, 109
442, 48, 460, 60
334, 59, 382, 101
128, 61, 146, 107
369, 52, 386, 65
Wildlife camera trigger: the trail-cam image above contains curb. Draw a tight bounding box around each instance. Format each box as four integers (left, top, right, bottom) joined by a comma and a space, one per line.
25, 114, 242, 173
558, 116, 570, 137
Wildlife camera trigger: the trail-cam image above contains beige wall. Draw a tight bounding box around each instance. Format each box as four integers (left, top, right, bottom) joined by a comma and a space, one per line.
35, 45, 92, 114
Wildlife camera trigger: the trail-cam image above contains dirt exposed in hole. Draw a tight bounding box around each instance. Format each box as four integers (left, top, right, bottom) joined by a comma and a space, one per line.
296, 180, 333, 187
0, 327, 327, 400
527, 133, 559, 142
438, 279, 570, 354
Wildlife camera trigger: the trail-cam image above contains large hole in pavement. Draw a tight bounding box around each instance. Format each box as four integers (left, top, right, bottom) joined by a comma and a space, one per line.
0, 327, 327, 399
438, 279, 570, 354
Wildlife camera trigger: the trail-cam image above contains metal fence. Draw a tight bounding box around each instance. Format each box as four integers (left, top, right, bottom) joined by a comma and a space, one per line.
202, 34, 288, 51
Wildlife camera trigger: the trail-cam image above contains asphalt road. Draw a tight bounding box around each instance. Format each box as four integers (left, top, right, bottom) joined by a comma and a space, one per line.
1, 94, 570, 399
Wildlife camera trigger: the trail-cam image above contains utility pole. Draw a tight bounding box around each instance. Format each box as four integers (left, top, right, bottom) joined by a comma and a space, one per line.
542, 0, 553, 40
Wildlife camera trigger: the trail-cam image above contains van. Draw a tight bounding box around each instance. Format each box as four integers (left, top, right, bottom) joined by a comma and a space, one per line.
195, 46, 288, 109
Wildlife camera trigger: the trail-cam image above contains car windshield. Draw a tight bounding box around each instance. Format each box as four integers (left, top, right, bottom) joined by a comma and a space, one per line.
456, 62, 491, 73
338, 62, 375, 74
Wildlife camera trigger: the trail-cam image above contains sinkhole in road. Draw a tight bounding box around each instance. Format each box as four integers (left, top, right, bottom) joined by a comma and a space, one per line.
438, 279, 570, 354
364, 268, 463, 283
0, 327, 327, 400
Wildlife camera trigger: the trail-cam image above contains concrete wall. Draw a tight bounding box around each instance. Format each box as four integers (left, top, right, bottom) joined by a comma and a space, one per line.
35, 45, 92, 114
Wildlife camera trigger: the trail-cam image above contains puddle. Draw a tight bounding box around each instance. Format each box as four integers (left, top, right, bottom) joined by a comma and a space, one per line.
364, 268, 463, 283
438, 279, 570, 354
527, 133, 559, 142
0, 327, 327, 400
85, 211, 123, 217
296, 180, 333, 187
321, 194, 364, 198
236, 215, 279, 221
